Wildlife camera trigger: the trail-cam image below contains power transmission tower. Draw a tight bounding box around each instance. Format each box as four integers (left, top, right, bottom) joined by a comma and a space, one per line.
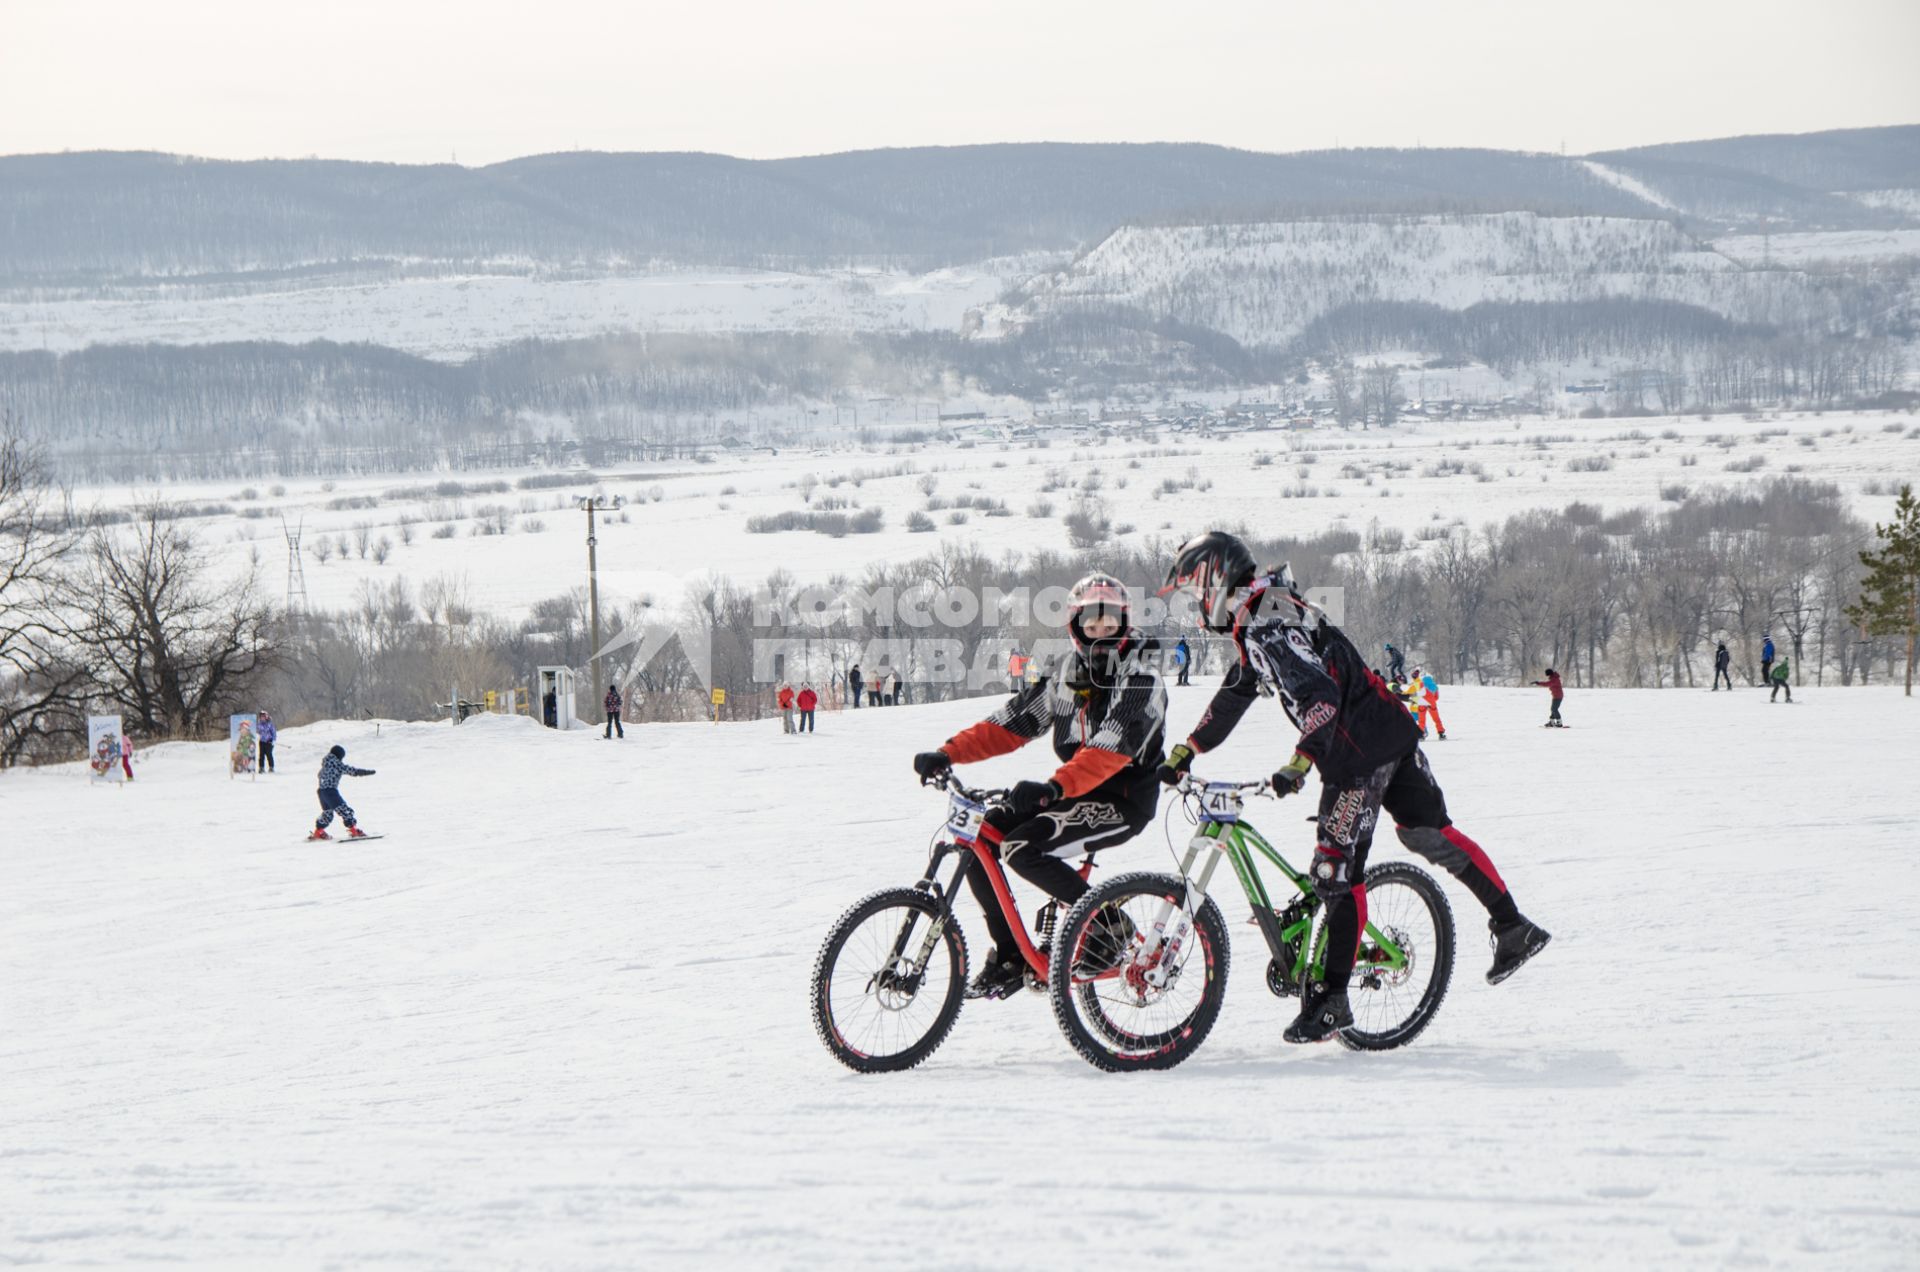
282, 515, 310, 614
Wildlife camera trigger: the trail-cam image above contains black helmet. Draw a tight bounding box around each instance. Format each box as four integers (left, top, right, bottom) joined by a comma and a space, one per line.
329, 744, 345, 759
1160, 531, 1258, 632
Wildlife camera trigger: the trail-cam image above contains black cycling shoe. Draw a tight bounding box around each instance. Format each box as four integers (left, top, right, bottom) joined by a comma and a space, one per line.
1071, 908, 1139, 976
966, 954, 1026, 1000
1283, 982, 1353, 1044
1487, 916, 1552, 985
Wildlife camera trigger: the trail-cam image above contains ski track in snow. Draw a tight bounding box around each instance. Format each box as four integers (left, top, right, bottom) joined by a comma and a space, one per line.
4, 685, 1918, 1267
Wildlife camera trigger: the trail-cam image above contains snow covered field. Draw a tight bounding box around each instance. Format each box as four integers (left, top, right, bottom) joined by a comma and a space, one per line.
80, 408, 1920, 621
4, 683, 1917, 1267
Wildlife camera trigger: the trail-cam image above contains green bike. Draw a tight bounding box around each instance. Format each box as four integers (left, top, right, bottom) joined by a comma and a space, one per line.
1048, 772, 1456, 1071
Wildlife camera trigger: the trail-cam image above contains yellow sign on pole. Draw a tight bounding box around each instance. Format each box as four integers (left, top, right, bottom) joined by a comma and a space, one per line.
710, 686, 726, 724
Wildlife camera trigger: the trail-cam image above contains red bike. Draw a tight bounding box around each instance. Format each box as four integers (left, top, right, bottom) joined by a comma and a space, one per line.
810, 773, 1224, 1072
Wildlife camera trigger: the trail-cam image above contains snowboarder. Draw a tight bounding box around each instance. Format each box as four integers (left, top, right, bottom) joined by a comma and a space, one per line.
797, 683, 818, 733
1761, 634, 1776, 686
603, 684, 624, 739
1712, 643, 1733, 691
1385, 642, 1407, 681
1157, 531, 1549, 1043
309, 745, 375, 841
1769, 656, 1793, 703
1533, 668, 1565, 726
1174, 636, 1192, 686
848, 665, 863, 709
913, 572, 1168, 1001
777, 683, 796, 733
258, 712, 277, 772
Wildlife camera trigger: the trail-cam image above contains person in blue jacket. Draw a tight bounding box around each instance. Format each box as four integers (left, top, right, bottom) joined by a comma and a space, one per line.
1760, 634, 1776, 686
1174, 636, 1192, 686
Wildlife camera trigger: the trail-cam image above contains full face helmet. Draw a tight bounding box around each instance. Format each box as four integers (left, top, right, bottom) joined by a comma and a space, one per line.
1159, 531, 1259, 632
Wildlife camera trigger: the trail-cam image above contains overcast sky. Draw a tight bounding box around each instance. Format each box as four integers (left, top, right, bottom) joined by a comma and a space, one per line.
3, 0, 1916, 164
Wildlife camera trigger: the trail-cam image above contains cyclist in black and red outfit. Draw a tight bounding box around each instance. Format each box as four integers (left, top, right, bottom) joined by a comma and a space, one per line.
1157, 531, 1550, 1043
913, 573, 1169, 1000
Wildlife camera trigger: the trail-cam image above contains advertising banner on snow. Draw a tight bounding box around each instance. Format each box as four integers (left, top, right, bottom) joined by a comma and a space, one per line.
87, 715, 125, 784
229, 713, 259, 779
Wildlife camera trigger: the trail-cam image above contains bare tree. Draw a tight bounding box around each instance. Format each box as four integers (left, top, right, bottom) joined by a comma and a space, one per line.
0, 426, 87, 763
66, 507, 277, 736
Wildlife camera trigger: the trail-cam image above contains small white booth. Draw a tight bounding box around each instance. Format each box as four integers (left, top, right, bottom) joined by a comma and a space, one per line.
537, 666, 579, 730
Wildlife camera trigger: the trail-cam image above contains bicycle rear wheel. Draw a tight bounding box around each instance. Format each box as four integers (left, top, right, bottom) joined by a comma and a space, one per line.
1048, 872, 1230, 1072
811, 887, 968, 1073
1313, 861, 1455, 1051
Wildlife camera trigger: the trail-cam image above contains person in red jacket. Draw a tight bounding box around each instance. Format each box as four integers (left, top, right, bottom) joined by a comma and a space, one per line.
912, 572, 1169, 1000
1533, 669, 1565, 728
777, 683, 796, 734
796, 683, 818, 733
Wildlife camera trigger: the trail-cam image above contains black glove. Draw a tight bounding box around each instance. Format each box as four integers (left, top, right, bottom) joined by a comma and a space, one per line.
912, 751, 952, 783
1270, 753, 1312, 798
1156, 742, 1194, 787
1308, 847, 1352, 902
1006, 779, 1061, 821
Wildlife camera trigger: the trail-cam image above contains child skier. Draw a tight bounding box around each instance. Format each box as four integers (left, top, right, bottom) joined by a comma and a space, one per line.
1533, 668, 1565, 727
1769, 656, 1793, 703
309, 744, 376, 841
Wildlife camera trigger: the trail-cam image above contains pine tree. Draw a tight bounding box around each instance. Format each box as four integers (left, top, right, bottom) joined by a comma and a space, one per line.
1845, 484, 1920, 696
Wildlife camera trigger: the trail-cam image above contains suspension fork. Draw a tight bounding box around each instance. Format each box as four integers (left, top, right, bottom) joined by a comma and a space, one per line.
889, 842, 972, 975
1132, 822, 1231, 961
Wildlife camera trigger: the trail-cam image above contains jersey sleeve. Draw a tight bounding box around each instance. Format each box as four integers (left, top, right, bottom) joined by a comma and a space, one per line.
1186, 656, 1260, 753
942, 678, 1051, 764
1258, 627, 1344, 767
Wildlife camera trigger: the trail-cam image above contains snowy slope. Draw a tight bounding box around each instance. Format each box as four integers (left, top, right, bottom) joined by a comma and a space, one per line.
4, 684, 1918, 1267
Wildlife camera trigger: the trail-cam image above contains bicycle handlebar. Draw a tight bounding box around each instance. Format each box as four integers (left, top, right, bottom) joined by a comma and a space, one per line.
922, 771, 1009, 804
1174, 772, 1274, 797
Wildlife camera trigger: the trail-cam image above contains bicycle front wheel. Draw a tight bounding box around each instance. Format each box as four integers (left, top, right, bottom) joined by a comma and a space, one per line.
1328, 860, 1455, 1051
1048, 872, 1230, 1072
811, 887, 968, 1073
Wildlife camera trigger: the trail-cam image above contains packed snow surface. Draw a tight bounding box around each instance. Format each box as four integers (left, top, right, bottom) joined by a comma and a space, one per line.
4, 683, 1917, 1267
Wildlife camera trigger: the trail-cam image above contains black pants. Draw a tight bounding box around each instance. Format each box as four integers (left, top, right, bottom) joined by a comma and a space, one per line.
1316, 749, 1516, 988
1713, 667, 1733, 690
260, 740, 275, 772
1177, 663, 1190, 686
315, 788, 356, 830
1761, 659, 1773, 685
965, 775, 1158, 959
798, 709, 814, 732
1547, 697, 1563, 723
1770, 679, 1792, 702
850, 687, 862, 708
605, 712, 623, 738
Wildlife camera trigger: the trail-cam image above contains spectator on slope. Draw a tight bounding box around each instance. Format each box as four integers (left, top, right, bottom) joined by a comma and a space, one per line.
1713, 643, 1734, 692
1413, 665, 1447, 740
797, 683, 818, 733
1761, 633, 1776, 686
848, 664, 863, 710
890, 670, 904, 705
543, 688, 558, 728
867, 674, 883, 708
604, 684, 625, 739
308, 745, 375, 841
1175, 636, 1192, 686
1533, 668, 1566, 727
777, 683, 796, 734
1769, 656, 1793, 703
1158, 532, 1548, 1042
258, 712, 277, 772
1385, 642, 1407, 682
120, 732, 135, 782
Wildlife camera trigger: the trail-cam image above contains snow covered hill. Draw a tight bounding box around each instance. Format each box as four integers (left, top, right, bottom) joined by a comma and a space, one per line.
995, 213, 1918, 349
4, 684, 1917, 1267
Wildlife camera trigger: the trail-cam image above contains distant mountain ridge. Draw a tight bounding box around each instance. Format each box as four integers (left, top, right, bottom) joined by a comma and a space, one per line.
4, 127, 1916, 285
